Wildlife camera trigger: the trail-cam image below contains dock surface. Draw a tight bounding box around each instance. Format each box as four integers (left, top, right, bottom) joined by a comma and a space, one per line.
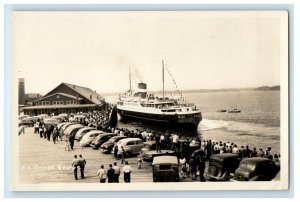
19, 127, 153, 183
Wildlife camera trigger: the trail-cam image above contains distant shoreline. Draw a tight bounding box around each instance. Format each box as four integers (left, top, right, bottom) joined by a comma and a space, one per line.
102, 85, 280, 96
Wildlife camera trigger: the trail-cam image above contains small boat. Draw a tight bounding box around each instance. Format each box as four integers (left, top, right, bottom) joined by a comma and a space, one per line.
217, 109, 227, 112
228, 108, 241, 113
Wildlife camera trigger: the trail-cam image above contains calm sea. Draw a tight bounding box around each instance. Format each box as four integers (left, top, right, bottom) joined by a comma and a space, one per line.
104, 90, 281, 154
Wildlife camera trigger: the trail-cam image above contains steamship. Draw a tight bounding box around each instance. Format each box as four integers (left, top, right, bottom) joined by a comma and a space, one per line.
116, 61, 202, 129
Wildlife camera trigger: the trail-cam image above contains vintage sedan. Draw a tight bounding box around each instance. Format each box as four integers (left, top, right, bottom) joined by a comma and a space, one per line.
43, 118, 60, 126
140, 141, 175, 162
233, 157, 280, 181
18, 117, 36, 127
79, 130, 105, 147
116, 138, 144, 158
64, 124, 84, 136
74, 127, 96, 140
90, 133, 116, 149
207, 153, 242, 181
100, 136, 127, 153
152, 156, 179, 182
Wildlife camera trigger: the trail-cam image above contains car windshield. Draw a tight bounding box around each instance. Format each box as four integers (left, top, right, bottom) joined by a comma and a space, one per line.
240, 163, 255, 170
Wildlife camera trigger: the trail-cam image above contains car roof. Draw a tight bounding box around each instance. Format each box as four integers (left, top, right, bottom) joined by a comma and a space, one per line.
240, 157, 271, 164
110, 136, 126, 140
152, 156, 178, 165
78, 127, 95, 131
211, 153, 239, 159
145, 150, 174, 155
97, 133, 115, 138
85, 130, 104, 135
118, 138, 142, 143
68, 124, 84, 129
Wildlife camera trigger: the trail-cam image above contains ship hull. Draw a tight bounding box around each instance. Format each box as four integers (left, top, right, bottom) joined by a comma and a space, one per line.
117, 108, 201, 129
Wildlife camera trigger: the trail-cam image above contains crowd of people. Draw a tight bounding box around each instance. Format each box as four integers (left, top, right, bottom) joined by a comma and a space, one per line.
22, 101, 280, 183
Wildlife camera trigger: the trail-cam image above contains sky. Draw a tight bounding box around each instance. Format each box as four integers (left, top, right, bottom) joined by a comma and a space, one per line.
11, 11, 287, 95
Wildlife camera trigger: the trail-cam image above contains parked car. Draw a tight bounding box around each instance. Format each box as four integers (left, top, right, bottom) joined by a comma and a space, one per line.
140, 141, 175, 162
90, 133, 116, 149
57, 122, 69, 130
75, 127, 96, 140
18, 117, 36, 127
37, 114, 49, 120
79, 130, 105, 147
152, 156, 179, 182
99, 136, 127, 153
207, 153, 242, 181
233, 157, 280, 181
64, 124, 84, 136
61, 122, 78, 132
43, 118, 60, 126
116, 138, 144, 158
50, 116, 65, 123
18, 115, 30, 121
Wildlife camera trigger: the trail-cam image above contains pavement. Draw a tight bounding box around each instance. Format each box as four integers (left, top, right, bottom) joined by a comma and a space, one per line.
19, 127, 153, 183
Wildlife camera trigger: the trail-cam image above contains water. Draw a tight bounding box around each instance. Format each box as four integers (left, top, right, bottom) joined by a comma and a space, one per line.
104, 90, 280, 154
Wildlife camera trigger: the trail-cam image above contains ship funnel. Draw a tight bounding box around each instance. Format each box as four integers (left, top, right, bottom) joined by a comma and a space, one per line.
138, 83, 147, 90
137, 82, 147, 98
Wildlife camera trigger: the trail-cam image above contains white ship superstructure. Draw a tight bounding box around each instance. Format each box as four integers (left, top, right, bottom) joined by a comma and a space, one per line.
117, 61, 202, 129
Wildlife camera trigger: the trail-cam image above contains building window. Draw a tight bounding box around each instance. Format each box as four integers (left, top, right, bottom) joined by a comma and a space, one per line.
66, 100, 77, 105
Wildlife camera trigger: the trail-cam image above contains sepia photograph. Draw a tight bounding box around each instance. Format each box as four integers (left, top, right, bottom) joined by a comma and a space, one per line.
10, 10, 289, 191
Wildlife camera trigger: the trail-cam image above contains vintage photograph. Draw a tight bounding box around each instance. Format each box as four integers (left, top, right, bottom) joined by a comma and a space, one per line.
11, 11, 288, 191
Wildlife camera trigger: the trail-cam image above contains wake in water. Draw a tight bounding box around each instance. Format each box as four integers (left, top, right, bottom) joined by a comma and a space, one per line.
198, 119, 280, 138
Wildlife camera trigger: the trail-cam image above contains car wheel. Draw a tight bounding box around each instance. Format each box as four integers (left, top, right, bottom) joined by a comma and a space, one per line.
125, 151, 131, 158
208, 166, 218, 176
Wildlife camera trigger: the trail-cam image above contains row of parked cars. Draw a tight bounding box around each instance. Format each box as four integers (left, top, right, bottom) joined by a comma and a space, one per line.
18, 114, 68, 127
57, 122, 281, 182
207, 153, 280, 181
57, 122, 174, 161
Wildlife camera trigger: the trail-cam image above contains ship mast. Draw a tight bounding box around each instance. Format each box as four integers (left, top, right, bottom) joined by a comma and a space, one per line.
162, 60, 165, 98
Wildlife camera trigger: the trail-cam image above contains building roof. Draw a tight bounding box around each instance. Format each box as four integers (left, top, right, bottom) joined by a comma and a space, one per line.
63, 83, 104, 105
36, 93, 83, 102
23, 104, 97, 110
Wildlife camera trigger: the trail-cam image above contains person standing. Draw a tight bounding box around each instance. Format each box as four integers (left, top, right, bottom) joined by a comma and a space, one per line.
113, 143, 118, 159
69, 134, 75, 150
78, 154, 86, 179
257, 148, 265, 157
97, 165, 107, 183
250, 147, 258, 157
59, 128, 64, 141
39, 123, 44, 138
197, 150, 206, 182
137, 158, 143, 169
72, 155, 79, 180
34, 121, 39, 134
121, 146, 125, 164
160, 133, 165, 149
18, 125, 25, 135
172, 134, 179, 152
113, 162, 120, 183
155, 133, 161, 153
122, 161, 133, 183
52, 127, 59, 144
107, 164, 115, 183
